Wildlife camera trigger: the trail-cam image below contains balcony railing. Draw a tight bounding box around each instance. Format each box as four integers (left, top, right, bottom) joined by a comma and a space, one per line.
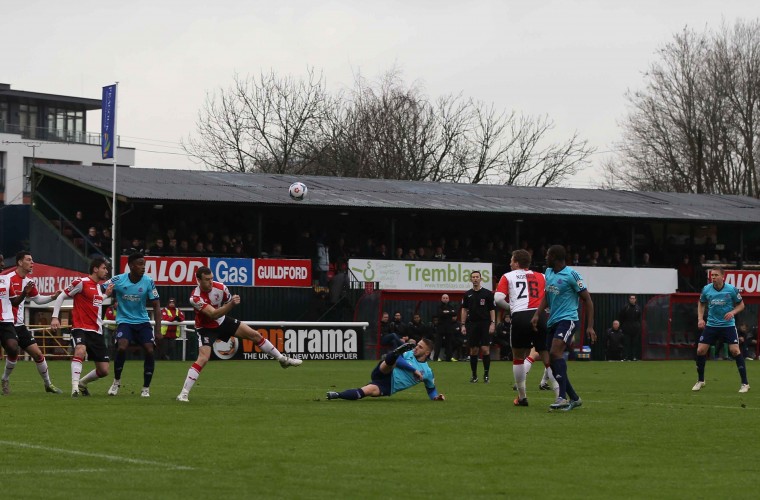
0, 121, 120, 147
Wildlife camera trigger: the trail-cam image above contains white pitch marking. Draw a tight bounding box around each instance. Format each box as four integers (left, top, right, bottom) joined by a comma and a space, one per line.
0, 440, 194, 470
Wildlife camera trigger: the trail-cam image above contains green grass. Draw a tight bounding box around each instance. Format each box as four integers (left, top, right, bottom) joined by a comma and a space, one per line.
0, 358, 757, 499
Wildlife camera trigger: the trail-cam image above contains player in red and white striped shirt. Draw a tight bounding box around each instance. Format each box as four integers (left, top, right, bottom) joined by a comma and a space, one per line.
51, 258, 113, 397
176, 266, 302, 402
1, 258, 29, 395
494, 249, 558, 406
2, 251, 64, 394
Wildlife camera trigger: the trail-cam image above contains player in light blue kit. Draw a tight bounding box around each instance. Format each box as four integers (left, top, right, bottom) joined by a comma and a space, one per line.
326, 338, 445, 401
693, 267, 749, 393
532, 245, 595, 411
105, 253, 162, 397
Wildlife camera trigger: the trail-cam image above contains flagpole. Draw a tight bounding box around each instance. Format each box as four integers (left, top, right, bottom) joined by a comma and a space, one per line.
111, 82, 119, 265
102, 82, 119, 266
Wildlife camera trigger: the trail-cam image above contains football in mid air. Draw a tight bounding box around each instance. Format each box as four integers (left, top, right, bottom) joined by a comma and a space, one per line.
289, 181, 308, 201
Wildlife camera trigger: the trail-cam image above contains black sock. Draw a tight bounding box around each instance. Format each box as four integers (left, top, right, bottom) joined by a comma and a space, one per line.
483, 354, 491, 376
114, 350, 126, 380
470, 355, 478, 376
143, 352, 155, 387
696, 354, 706, 381
733, 353, 748, 385
338, 388, 365, 400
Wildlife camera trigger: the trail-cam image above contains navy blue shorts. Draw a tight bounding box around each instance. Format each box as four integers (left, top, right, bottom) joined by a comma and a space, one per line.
699, 325, 739, 346
548, 320, 577, 346
115, 322, 155, 345
369, 362, 392, 396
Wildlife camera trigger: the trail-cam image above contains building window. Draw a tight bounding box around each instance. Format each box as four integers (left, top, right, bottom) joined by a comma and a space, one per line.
19, 104, 38, 138
0, 101, 8, 131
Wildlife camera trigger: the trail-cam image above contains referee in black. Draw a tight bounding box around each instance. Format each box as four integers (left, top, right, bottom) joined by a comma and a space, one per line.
461, 270, 496, 383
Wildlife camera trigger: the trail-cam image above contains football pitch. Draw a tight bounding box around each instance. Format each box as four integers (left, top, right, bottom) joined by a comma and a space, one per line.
0, 359, 757, 499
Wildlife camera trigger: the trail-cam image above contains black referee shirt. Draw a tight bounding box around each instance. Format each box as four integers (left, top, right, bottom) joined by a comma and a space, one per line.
462, 287, 494, 322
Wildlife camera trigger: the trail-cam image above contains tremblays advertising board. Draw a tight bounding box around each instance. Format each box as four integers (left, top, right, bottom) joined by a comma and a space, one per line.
570, 266, 677, 294
349, 259, 493, 291
1, 263, 85, 294
119, 256, 311, 287
210, 324, 363, 360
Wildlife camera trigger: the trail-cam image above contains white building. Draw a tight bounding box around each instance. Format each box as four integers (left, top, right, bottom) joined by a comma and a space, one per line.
0, 82, 135, 206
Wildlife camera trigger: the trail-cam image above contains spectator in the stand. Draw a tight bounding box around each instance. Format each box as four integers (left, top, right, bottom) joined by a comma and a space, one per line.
376, 243, 390, 259
404, 248, 418, 260
149, 238, 166, 256
417, 247, 427, 260
125, 238, 145, 254
315, 237, 330, 287
611, 251, 623, 267
379, 311, 403, 350
271, 243, 283, 257
394, 247, 404, 260
179, 240, 190, 255
618, 295, 642, 361
390, 312, 408, 341
606, 320, 624, 361
296, 230, 314, 259
85, 226, 103, 256
332, 237, 351, 263
571, 253, 581, 266
72, 210, 89, 234
193, 241, 205, 254
738, 323, 756, 360
166, 238, 179, 255
99, 209, 112, 231
677, 255, 694, 291
204, 241, 216, 254
482, 241, 498, 264
434, 294, 458, 361
406, 313, 428, 343
432, 246, 446, 261
640, 252, 652, 267
448, 239, 462, 261
361, 238, 375, 258
99, 228, 112, 255
232, 244, 244, 256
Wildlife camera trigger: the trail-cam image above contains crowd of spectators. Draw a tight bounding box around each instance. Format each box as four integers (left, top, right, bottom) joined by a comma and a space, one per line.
59, 208, 754, 294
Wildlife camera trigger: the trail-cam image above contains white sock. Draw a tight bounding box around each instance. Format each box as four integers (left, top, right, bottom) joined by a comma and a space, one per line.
3, 357, 17, 380
545, 364, 560, 397
80, 369, 100, 385
524, 356, 534, 378
71, 357, 83, 389
182, 363, 203, 393
513, 359, 527, 399
257, 338, 284, 360
35, 356, 52, 386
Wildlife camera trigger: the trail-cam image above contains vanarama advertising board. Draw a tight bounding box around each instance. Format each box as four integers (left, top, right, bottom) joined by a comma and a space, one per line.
348, 259, 492, 291
210, 323, 363, 360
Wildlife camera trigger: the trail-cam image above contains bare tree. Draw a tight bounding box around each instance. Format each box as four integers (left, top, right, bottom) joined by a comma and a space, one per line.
460, 104, 594, 186
186, 66, 593, 187
183, 68, 330, 174
607, 20, 760, 197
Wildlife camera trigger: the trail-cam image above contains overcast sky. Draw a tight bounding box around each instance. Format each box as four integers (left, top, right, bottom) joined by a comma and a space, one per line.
6, 1, 759, 187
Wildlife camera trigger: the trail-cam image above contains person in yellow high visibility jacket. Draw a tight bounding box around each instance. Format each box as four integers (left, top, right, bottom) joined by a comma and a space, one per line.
160, 298, 185, 360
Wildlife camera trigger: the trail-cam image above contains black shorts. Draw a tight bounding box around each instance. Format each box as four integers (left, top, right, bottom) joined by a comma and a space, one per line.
0, 322, 19, 346
197, 317, 241, 348
71, 329, 110, 363
510, 310, 547, 350
369, 362, 392, 396
14, 324, 37, 349
466, 321, 491, 348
